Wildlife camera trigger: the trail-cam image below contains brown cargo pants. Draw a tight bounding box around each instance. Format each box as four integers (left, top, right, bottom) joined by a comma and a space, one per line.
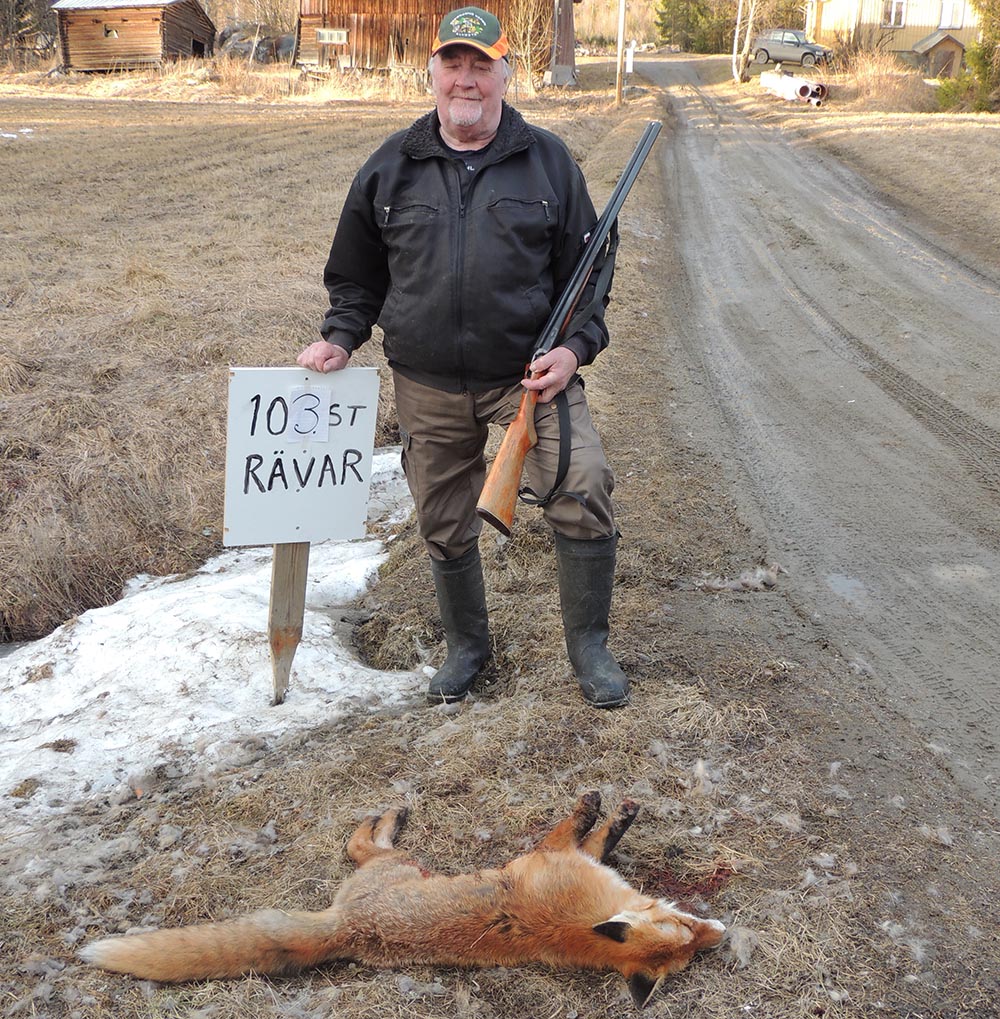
393, 371, 616, 561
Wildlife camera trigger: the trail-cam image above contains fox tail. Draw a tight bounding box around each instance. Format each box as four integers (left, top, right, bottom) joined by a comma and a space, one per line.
80, 907, 342, 982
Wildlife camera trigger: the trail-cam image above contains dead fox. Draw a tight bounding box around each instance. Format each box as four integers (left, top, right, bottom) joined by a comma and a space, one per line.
81, 791, 726, 1008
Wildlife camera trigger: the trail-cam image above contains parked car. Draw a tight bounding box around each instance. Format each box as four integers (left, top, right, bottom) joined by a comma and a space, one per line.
752, 29, 832, 67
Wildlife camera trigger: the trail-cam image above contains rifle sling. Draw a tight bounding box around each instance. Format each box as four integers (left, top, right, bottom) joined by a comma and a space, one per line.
516, 387, 587, 511
517, 220, 619, 511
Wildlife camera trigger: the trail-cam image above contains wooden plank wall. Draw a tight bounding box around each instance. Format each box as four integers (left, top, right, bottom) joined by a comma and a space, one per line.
298, 5, 438, 70
812, 0, 980, 51
59, 9, 164, 69
297, 1, 553, 72
162, 0, 215, 57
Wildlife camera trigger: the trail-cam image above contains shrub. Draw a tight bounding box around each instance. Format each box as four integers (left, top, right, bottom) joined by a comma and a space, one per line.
936, 69, 983, 110
836, 46, 937, 112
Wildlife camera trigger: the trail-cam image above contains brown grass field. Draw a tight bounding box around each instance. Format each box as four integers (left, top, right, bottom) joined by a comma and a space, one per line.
2, 57, 1000, 1018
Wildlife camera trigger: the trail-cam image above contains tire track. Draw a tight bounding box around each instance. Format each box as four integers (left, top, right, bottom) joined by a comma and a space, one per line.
784, 275, 1000, 499
644, 56, 1000, 813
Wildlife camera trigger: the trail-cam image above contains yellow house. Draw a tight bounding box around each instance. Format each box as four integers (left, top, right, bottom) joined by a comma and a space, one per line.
805, 0, 981, 73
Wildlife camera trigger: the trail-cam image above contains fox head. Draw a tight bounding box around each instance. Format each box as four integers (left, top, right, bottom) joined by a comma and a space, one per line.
592, 903, 726, 1008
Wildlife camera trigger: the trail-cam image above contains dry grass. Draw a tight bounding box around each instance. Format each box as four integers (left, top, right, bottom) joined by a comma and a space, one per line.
0, 54, 428, 103
826, 47, 938, 112
687, 47, 937, 114
0, 87, 415, 640
3, 60, 1000, 1019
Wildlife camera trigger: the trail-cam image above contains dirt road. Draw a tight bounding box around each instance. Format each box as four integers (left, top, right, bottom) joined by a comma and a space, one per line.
640, 55, 1000, 814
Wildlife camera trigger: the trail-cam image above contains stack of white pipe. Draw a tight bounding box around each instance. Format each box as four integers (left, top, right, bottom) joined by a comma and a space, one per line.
760, 68, 829, 107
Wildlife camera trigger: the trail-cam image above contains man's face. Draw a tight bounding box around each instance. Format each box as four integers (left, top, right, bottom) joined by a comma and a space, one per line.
431, 44, 508, 140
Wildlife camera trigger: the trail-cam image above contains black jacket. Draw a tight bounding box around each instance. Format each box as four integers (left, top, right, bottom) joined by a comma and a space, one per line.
321, 103, 610, 392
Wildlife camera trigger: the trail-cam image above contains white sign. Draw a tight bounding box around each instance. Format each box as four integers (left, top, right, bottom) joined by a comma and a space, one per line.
224, 367, 380, 547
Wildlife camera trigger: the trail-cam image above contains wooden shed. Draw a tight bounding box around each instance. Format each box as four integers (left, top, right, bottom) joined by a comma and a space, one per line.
294, 1, 576, 77
911, 30, 965, 78
52, 0, 216, 71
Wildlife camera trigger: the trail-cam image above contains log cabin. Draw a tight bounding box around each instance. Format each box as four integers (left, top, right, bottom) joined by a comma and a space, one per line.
52, 0, 216, 71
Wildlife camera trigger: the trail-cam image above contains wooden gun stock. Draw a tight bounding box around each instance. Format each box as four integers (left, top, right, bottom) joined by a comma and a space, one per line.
476, 388, 537, 537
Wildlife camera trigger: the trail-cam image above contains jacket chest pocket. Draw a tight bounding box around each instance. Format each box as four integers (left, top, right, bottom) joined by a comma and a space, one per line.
485, 196, 559, 248
377, 201, 440, 259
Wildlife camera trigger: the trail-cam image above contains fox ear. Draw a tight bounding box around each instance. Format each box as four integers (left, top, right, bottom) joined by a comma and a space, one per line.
593, 919, 631, 943
627, 972, 664, 1009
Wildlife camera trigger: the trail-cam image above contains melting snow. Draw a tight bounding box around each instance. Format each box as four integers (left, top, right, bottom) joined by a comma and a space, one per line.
2, 450, 419, 842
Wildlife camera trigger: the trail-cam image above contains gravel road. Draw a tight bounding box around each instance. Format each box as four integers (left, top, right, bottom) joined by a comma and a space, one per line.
640, 55, 1000, 814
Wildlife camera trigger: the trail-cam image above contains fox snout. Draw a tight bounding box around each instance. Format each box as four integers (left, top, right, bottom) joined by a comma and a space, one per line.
593, 907, 727, 1008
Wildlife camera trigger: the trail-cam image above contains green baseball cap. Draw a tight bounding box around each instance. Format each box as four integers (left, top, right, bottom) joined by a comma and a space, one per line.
431, 6, 509, 60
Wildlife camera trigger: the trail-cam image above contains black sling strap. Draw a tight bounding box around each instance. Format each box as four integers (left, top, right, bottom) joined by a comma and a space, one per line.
516, 387, 584, 509
516, 220, 620, 510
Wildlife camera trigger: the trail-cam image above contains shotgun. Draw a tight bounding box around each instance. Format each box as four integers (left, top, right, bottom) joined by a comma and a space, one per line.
476, 120, 662, 536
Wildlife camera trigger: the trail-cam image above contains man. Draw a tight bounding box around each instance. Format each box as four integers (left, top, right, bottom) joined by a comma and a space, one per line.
297, 6, 628, 708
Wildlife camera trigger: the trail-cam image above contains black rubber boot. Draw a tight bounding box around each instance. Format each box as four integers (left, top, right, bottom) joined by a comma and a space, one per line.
426, 546, 491, 703
554, 533, 630, 708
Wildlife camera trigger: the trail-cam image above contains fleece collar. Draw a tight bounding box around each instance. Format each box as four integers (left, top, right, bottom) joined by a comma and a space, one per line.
400, 101, 535, 163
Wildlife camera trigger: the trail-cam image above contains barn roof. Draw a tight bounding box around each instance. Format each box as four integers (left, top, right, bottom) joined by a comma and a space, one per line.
51, 0, 186, 9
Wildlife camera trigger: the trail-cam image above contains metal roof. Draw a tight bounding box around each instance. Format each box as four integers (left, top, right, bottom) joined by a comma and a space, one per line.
51, 0, 183, 9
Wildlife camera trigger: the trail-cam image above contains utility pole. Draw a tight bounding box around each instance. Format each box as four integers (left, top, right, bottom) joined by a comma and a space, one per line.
614, 0, 627, 106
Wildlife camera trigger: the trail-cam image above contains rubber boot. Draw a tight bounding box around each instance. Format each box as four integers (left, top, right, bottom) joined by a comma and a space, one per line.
426, 546, 491, 703
554, 533, 630, 708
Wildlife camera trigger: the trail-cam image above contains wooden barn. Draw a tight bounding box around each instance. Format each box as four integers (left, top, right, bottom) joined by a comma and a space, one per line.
294, 0, 578, 79
52, 0, 216, 72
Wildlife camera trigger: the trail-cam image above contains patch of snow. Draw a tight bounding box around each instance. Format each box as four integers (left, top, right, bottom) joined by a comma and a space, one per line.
2, 450, 419, 842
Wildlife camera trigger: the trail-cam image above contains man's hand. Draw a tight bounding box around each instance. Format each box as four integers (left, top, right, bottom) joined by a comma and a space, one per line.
521, 346, 579, 404
297, 340, 350, 373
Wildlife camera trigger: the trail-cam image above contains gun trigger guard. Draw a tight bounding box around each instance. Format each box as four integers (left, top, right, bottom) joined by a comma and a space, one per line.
523, 360, 545, 383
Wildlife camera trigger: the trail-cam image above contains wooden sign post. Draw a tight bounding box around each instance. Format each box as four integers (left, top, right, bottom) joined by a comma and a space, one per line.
223, 367, 380, 704
268, 541, 310, 705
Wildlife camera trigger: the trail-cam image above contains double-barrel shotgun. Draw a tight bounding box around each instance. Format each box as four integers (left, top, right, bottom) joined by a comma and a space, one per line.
476, 119, 663, 536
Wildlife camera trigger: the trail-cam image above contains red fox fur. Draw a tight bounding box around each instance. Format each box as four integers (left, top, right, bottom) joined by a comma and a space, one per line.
81, 792, 725, 1008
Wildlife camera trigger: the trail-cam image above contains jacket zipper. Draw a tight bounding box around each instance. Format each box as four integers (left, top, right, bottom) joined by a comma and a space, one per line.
453, 160, 469, 392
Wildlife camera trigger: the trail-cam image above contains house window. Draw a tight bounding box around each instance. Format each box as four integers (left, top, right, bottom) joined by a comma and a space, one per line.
882, 0, 905, 27
939, 0, 963, 29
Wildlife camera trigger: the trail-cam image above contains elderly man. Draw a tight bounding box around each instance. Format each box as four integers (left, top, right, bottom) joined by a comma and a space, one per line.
297, 6, 628, 708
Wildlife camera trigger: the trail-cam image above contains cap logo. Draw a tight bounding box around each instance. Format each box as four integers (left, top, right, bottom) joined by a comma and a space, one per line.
449, 12, 488, 39
431, 6, 507, 58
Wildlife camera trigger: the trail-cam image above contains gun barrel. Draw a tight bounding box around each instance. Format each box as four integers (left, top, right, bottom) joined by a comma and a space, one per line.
532, 119, 662, 360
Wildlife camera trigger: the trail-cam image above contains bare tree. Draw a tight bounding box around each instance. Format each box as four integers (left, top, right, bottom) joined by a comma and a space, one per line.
732, 0, 765, 81
505, 0, 552, 97
244, 0, 297, 32
1, 0, 55, 63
